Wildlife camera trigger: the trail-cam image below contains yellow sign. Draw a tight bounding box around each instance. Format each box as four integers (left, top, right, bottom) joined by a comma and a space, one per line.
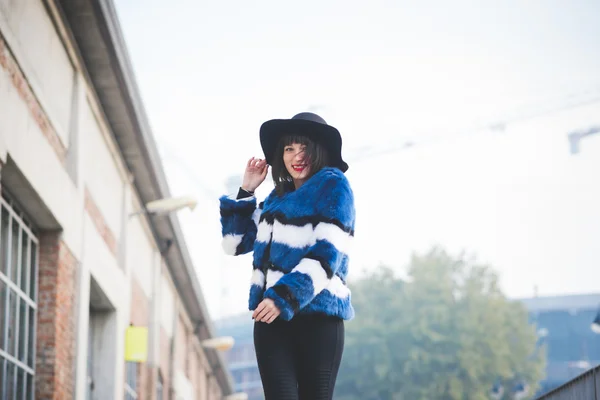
125, 326, 148, 362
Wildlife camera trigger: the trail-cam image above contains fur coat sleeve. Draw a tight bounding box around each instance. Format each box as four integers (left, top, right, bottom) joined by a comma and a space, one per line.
219, 194, 262, 256
263, 170, 356, 320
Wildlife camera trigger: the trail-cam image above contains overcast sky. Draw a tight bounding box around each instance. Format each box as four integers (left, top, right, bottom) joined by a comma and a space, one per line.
114, 0, 600, 319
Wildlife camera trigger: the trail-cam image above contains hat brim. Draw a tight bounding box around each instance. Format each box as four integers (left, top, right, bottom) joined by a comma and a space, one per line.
259, 119, 349, 172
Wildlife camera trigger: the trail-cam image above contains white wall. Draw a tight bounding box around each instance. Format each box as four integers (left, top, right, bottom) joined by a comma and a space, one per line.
127, 215, 154, 298
81, 97, 125, 238
0, 0, 74, 144
160, 273, 175, 338
83, 213, 127, 310
0, 46, 83, 259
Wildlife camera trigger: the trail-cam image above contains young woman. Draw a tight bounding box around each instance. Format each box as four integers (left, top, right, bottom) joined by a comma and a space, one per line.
219, 112, 355, 400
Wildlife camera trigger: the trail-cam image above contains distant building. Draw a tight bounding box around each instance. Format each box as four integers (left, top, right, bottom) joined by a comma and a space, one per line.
520, 293, 600, 396
216, 313, 264, 400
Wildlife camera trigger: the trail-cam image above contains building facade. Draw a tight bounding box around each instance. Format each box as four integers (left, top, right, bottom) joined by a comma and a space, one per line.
0, 0, 233, 399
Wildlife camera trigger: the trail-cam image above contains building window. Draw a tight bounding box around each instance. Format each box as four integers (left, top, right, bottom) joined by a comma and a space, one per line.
156, 373, 164, 400
0, 194, 38, 400
124, 362, 138, 400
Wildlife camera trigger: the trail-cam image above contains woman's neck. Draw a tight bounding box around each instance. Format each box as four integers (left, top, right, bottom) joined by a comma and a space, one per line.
293, 179, 306, 190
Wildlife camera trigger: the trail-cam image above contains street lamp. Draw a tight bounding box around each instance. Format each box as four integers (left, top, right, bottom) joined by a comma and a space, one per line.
202, 336, 235, 352
568, 126, 600, 155
129, 196, 198, 217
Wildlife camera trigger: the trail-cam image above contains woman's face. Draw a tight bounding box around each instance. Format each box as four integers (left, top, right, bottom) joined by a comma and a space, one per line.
283, 142, 311, 183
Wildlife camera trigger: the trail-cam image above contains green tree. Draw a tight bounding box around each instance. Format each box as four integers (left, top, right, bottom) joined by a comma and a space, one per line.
336, 247, 545, 400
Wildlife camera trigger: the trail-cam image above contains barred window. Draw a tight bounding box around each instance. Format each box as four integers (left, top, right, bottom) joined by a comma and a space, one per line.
124, 361, 138, 400
0, 195, 38, 400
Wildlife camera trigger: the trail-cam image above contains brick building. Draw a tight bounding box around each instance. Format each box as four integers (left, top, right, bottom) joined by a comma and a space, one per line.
0, 0, 236, 399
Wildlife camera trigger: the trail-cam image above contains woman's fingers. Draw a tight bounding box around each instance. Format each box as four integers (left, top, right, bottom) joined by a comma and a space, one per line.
255, 307, 270, 322
261, 165, 269, 179
247, 158, 266, 172
253, 299, 280, 323
259, 309, 274, 323
253, 301, 271, 321
265, 310, 279, 324
252, 301, 265, 319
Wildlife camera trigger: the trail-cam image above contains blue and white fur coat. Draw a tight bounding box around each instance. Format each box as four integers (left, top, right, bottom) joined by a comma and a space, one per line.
219, 167, 355, 321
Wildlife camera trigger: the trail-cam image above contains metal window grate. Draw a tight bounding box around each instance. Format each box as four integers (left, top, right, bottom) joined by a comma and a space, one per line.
0, 195, 38, 400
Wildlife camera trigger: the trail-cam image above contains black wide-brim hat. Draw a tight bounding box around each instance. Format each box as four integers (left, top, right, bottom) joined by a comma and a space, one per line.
259, 112, 349, 173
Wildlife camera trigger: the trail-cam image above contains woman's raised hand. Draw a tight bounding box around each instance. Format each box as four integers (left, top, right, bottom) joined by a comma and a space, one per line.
241, 157, 269, 193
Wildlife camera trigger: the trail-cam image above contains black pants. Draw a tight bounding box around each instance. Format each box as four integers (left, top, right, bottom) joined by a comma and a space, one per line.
254, 314, 344, 400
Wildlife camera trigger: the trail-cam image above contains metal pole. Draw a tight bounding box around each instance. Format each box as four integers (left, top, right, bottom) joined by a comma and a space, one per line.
568, 126, 600, 155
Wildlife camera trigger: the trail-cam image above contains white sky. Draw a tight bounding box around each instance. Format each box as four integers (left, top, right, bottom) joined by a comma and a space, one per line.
114, 0, 600, 319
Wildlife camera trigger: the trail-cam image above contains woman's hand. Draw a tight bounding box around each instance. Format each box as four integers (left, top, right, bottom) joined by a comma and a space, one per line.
252, 298, 281, 323
242, 157, 269, 193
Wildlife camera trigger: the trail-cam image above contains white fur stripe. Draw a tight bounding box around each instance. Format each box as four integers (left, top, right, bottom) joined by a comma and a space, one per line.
251, 269, 265, 286
268, 220, 352, 254
326, 275, 351, 299
265, 270, 284, 289
273, 220, 314, 248
256, 220, 272, 243
314, 223, 352, 254
252, 208, 262, 228
222, 234, 243, 255
293, 258, 329, 294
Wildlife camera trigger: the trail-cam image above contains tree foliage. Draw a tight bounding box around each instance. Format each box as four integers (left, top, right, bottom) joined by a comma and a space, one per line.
336, 247, 545, 400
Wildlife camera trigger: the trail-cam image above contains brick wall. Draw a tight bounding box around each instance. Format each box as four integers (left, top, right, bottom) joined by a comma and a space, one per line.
0, 33, 67, 165
84, 187, 118, 258
36, 232, 78, 400
130, 278, 149, 399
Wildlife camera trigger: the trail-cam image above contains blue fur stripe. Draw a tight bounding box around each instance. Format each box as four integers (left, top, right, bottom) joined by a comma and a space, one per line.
220, 196, 259, 255
220, 167, 356, 321
248, 284, 264, 310
299, 289, 354, 320
263, 286, 295, 321
304, 239, 346, 278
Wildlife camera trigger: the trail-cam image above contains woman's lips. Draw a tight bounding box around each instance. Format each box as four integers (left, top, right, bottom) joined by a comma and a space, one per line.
292, 165, 307, 172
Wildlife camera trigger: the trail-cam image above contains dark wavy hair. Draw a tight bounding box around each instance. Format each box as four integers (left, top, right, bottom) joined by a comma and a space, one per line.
271, 135, 330, 196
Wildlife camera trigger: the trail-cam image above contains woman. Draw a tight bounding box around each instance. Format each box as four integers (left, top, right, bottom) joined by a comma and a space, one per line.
219, 112, 355, 400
